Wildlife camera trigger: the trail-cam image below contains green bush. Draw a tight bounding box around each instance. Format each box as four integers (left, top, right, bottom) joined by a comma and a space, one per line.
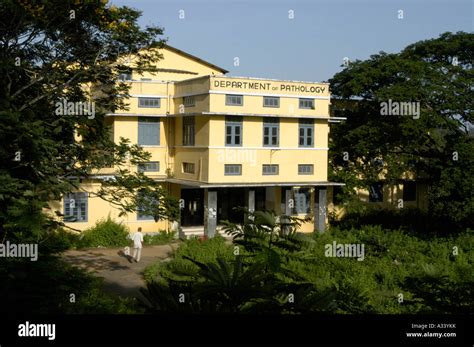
66, 280, 142, 314
292, 225, 474, 313
40, 228, 81, 252
76, 216, 131, 249
143, 261, 162, 284
143, 235, 233, 284
141, 208, 473, 314
143, 230, 176, 245
332, 207, 461, 235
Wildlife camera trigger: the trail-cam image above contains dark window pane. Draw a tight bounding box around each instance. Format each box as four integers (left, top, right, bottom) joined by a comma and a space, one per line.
403, 182, 417, 201
369, 183, 384, 202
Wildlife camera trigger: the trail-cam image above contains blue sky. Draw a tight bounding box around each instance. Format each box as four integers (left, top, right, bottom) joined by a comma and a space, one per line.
110, 0, 473, 82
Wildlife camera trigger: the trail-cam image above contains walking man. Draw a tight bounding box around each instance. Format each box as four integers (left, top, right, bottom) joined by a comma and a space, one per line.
131, 227, 144, 263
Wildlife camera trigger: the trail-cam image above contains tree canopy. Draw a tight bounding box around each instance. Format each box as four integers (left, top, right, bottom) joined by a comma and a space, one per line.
0, 0, 177, 243
329, 32, 473, 229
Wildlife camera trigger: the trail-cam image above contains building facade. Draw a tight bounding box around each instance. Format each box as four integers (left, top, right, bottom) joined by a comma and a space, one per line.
51, 45, 345, 236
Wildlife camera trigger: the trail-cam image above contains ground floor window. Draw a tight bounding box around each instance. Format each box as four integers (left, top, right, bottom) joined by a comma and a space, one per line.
64, 192, 88, 222
403, 181, 417, 201
281, 187, 312, 215
137, 192, 157, 220
369, 183, 384, 202
293, 188, 311, 214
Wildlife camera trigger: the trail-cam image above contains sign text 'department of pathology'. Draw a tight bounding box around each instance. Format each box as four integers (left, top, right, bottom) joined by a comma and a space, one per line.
213, 79, 327, 94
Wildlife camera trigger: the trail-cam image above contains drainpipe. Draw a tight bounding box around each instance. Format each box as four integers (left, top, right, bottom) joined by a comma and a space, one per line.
165, 81, 171, 231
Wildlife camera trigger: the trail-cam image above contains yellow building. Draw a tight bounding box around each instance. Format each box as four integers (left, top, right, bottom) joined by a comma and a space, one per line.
52, 45, 346, 236
328, 181, 429, 220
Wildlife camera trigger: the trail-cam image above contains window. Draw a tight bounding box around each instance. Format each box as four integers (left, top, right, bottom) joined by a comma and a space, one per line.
225, 164, 242, 176
183, 162, 195, 174
263, 117, 279, 146
298, 164, 314, 175
403, 182, 417, 201
138, 97, 161, 108
262, 164, 279, 175
299, 98, 315, 109
263, 96, 280, 108
226, 94, 243, 106
138, 117, 160, 146
225, 116, 242, 146
369, 183, 384, 202
299, 119, 314, 147
183, 96, 195, 107
294, 188, 311, 214
281, 188, 311, 215
182, 116, 195, 146
137, 192, 157, 220
138, 161, 159, 173
64, 192, 88, 222
118, 71, 132, 81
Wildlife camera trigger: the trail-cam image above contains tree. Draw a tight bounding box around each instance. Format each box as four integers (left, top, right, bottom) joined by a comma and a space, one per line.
328, 32, 473, 230
0, 0, 178, 244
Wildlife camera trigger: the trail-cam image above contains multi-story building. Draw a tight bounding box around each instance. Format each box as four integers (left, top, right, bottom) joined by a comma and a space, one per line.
51, 45, 345, 236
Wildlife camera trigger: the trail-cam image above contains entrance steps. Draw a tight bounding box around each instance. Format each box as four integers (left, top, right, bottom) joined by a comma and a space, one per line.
179, 226, 231, 239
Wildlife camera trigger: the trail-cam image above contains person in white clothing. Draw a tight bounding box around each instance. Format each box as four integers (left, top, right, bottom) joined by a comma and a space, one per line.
131, 227, 144, 262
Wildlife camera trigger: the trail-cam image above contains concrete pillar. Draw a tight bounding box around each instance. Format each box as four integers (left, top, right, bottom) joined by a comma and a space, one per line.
285, 188, 292, 215
315, 187, 327, 233
204, 189, 217, 238
245, 188, 255, 223
281, 188, 292, 236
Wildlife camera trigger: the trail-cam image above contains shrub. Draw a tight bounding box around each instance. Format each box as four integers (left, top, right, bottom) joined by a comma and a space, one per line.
143, 235, 233, 284
331, 207, 460, 235
40, 228, 81, 252
143, 230, 176, 245
298, 225, 474, 313
141, 210, 473, 314
66, 280, 142, 314
76, 216, 130, 249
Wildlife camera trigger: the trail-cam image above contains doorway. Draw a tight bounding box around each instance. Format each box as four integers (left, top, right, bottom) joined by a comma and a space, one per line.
181, 188, 204, 226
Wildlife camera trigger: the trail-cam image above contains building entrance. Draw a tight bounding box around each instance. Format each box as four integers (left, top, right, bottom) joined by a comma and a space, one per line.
181, 188, 204, 226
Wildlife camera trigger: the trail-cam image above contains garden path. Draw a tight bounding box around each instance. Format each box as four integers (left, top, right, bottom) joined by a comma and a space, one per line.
61, 243, 179, 300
